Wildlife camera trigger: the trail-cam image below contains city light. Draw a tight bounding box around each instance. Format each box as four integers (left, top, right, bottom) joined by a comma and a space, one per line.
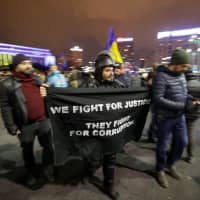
162, 56, 171, 60
197, 48, 200, 52
191, 35, 198, 39
116, 37, 134, 42
186, 49, 192, 53
0, 43, 50, 52
161, 61, 169, 64
0, 43, 52, 60
0, 51, 46, 58
157, 28, 200, 39
0, 47, 51, 56
70, 46, 83, 52
45, 56, 56, 66
188, 39, 194, 42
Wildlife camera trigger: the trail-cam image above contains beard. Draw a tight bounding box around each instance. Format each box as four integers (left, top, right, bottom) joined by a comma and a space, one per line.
22, 68, 34, 75
105, 75, 114, 81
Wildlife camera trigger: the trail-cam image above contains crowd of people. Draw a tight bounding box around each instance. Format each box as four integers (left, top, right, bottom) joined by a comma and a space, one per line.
0, 49, 200, 200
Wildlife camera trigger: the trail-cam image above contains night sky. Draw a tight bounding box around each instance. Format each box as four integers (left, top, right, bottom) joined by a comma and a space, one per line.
1, 0, 200, 61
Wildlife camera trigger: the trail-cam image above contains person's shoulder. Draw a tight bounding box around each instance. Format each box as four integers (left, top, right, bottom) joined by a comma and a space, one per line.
156, 71, 168, 79
1, 75, 15, 86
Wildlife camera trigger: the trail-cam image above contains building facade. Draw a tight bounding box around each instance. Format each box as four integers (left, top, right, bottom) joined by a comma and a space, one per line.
155, 27, 200, 71
116, 37, 135, 65
0, 43, 55, 68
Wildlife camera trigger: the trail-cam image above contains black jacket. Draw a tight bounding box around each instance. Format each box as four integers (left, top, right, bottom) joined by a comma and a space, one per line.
152, 65, 188, 118
0, 75, 42, 134
94, 79, 125, 88
79, 74, 125, 88
186, 74, 200, 120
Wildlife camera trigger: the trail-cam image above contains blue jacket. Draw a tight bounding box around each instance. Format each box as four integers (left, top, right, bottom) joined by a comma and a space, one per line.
47, 71, 68, 88
152, 65, 188, 118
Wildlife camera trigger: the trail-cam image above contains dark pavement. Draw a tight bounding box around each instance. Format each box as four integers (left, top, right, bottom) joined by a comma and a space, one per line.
0, 114, 200, 200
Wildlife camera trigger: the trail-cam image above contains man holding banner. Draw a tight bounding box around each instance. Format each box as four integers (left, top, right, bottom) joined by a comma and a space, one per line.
89, 51, 124, 199
46, 47, 150, 198
0, 54, 55, 187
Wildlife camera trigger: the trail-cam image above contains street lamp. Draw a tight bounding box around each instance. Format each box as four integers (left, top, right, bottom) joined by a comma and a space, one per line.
70, 46, 83, 52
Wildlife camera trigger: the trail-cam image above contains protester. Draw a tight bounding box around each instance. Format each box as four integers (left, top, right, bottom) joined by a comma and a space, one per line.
0, 54, 55, 187
86, 51, 124, 199
146, 63, 159, 143
42, 51, 124, 199
47, 65, 68, 88
41, 51, 124, 199
185, 70, 200, 163
114, 62, 131, 87
68, 67, 82, 88
33, 63, 46, 83
152, 49, 197, 188
93, 51, 124, 88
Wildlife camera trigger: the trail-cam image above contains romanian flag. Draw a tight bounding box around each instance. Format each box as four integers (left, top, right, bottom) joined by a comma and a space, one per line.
105, 27, 123, 64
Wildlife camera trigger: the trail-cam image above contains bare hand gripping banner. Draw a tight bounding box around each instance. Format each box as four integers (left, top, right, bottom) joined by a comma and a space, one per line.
46, 88, 150, 166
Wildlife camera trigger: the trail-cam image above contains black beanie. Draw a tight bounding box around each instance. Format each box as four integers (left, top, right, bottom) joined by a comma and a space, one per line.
170, 49, 190, 65
10, 54, 30, 70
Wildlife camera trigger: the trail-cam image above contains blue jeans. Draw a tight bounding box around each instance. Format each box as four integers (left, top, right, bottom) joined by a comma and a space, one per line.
156, 114, 188, 172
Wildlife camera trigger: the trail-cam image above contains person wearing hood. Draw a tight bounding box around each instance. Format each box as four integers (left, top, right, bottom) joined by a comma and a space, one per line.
0, 54, 55, 187
47, 65, 68, 88
152, 49, 198, 188
114, 62, 131, 88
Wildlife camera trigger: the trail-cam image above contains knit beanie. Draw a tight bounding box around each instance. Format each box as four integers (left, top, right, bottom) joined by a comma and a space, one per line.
10, 54, 30, 70
170, 49, 190, 65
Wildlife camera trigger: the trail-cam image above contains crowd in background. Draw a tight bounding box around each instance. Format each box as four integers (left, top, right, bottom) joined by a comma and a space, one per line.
0, 49, 200, 199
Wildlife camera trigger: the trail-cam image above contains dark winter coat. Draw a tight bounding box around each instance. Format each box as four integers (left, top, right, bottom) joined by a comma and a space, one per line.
186, 73, 200, 120
0, 75, 42, 134
152, 65, 189, 119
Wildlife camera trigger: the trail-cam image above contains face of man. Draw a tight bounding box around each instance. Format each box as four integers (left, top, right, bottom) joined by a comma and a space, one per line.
15, 60, 33, 75
174, 64, 190, 73
114, 68, 121, 76
49, 65, 58, 72
102, 66, 114, 81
